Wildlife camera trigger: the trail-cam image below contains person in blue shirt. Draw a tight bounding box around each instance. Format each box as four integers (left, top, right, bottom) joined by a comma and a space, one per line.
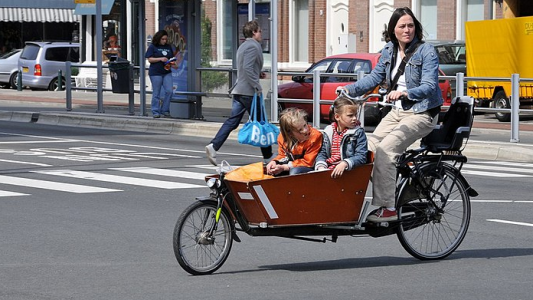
145, 30, 175, 118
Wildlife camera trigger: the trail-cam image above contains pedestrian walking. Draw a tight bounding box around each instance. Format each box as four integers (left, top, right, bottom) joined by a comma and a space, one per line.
205, 20, 273, 165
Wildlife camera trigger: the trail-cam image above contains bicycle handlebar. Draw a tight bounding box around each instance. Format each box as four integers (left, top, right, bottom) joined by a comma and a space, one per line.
336, 89, 395, 106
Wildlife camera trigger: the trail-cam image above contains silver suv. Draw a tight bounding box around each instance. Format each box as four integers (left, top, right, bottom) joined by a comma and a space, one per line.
19, 42, 80, 91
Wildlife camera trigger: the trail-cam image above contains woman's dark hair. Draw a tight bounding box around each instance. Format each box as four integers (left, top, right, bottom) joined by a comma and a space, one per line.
386, 7, 424, 45
152, 30, 169, 45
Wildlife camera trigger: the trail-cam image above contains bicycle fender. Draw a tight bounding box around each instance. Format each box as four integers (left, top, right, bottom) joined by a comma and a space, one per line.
456, 171, 478, 197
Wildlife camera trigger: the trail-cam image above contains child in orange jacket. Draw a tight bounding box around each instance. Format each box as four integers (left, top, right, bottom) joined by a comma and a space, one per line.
266, 108, 322, 176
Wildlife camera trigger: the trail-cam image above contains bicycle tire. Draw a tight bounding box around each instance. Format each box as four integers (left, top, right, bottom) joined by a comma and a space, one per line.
396, 163, 470, 260
173, 201, 233, 275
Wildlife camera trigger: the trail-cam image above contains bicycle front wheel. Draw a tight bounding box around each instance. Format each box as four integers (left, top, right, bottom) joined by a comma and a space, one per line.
173, 201, 233, 275
396, 164, 470, 260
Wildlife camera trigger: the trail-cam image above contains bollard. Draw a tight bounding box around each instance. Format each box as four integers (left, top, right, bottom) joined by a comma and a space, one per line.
17, 69, 22, 91
57, 70, 63, 91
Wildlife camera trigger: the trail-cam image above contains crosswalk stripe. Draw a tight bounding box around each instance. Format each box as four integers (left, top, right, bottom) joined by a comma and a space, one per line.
472, 161, 533, 168
0, 190, 29, 197
464, 164, 533, 175
462, 170, 529, 178
33, 170, 204, 189
111, 167, 208, 180
0, 175, 121, 193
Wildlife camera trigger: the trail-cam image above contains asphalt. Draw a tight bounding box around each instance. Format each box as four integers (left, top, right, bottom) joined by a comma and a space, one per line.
1, 88, 533, 162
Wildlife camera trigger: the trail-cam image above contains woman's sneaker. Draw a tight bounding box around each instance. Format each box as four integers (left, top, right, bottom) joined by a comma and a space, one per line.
366, 207, 398, 222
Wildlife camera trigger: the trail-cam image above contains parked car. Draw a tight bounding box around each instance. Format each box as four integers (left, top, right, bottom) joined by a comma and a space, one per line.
0, 49, 22, 89
427, 40, 466, 76
428, 40, 466, 98
278, 53, 452, 124
18, 42, 80, 91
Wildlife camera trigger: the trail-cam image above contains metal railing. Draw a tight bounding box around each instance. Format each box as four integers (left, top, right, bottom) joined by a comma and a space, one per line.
275, 70, 533, 143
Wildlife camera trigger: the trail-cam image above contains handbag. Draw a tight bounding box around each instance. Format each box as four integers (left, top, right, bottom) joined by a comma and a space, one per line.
238, 93, 280, 147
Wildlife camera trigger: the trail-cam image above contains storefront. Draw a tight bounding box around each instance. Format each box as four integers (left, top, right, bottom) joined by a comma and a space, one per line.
0, 1, 80, 52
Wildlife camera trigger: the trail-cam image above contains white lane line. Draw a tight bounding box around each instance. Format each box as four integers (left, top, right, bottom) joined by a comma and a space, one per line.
472, 161, 533, 168
0, 140, 75, 144
0, 190, 29, 197
0, 159, 51, 167
33, 170, 203, 189
0, 175, 120, 193
464, 164, 533, 174
111, 167, 208, 180
487, 219, 533, 227
461, 170, 529, 177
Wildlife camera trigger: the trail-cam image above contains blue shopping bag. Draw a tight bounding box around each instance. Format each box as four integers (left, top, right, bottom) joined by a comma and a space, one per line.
238, 93, 279, 147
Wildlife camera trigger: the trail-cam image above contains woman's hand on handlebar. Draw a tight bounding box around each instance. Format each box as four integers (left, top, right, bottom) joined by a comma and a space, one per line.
387, 90, 408, 101
335, 86, 348, 96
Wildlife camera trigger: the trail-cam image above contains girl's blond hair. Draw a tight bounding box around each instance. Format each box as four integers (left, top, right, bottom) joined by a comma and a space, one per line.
279, 107, 309, 151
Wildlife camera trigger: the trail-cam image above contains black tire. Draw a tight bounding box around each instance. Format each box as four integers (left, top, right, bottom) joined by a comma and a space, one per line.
9, 72, 18, 89
173, 201, 233, 275
48, 77, 66, 91
396, 163, 471, 260
493, 90, 511, 122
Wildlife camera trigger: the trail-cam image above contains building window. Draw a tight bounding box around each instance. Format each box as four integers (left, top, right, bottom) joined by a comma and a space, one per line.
217, 0, 234, 63
420, 0, 437, 40
467, 0, 484, 21
292, 0, 309, 63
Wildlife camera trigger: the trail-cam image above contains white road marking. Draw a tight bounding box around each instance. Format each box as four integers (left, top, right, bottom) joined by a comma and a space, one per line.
463, 164, 533, 174
0, 175, 121, 193
461, 170, 529, 177
110, 167, 208, 180
33, 170, 203, 189
0, 159, 51, 167
487, 219, 533, 227
0, 190, 29, 197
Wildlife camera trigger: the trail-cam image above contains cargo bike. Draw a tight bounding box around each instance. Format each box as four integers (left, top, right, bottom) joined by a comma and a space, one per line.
173, 93, 479, 275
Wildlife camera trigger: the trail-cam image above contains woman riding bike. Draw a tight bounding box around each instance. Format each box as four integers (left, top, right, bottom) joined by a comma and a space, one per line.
337, 7, 443, 223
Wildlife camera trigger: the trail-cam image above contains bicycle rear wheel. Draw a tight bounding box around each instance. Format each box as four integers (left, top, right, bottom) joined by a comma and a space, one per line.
173, 201, 233, 275
396, 164, 470, 260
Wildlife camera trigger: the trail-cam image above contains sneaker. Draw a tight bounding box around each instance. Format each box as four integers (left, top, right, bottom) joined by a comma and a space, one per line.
205, 143, 217, 166
153, 115, 160, 118
366, 207, 398, 222
162, 113, 171, 118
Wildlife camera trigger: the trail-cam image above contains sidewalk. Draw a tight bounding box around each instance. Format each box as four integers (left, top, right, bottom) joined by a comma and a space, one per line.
1, 88, 533, 162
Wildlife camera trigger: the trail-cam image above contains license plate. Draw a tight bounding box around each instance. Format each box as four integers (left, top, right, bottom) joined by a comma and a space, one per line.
22, 67, 29, 73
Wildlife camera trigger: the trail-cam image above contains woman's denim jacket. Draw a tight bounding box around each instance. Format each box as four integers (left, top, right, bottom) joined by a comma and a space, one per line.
315, 125, 368, 171
345, 38, 443, 113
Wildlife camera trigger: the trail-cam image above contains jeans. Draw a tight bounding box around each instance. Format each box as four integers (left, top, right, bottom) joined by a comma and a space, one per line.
150, 72, 173, 116
210, 94, 272, 159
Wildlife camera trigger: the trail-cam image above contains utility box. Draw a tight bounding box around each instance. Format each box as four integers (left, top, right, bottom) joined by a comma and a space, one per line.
170, 97, 195, 119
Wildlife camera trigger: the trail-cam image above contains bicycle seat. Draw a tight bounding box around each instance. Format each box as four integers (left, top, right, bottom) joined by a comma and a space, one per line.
421, 96, 474, 152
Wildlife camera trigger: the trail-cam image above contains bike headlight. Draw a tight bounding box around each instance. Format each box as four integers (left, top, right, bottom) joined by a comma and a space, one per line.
206, 177, 220, 189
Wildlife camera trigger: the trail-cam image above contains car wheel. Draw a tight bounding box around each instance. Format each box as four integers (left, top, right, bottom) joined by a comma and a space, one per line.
493, 90, 511, 122
9, 72, 19, 89
48, 78, 66, 91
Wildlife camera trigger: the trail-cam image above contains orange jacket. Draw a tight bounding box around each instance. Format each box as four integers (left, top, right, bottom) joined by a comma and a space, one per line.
272, 127, 323, 169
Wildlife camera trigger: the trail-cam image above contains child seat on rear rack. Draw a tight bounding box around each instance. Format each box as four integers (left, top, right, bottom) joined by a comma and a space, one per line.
421, 96, 474, 152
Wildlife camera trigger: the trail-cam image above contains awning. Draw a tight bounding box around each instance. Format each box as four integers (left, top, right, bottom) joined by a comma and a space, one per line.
0, 8, 80, 23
